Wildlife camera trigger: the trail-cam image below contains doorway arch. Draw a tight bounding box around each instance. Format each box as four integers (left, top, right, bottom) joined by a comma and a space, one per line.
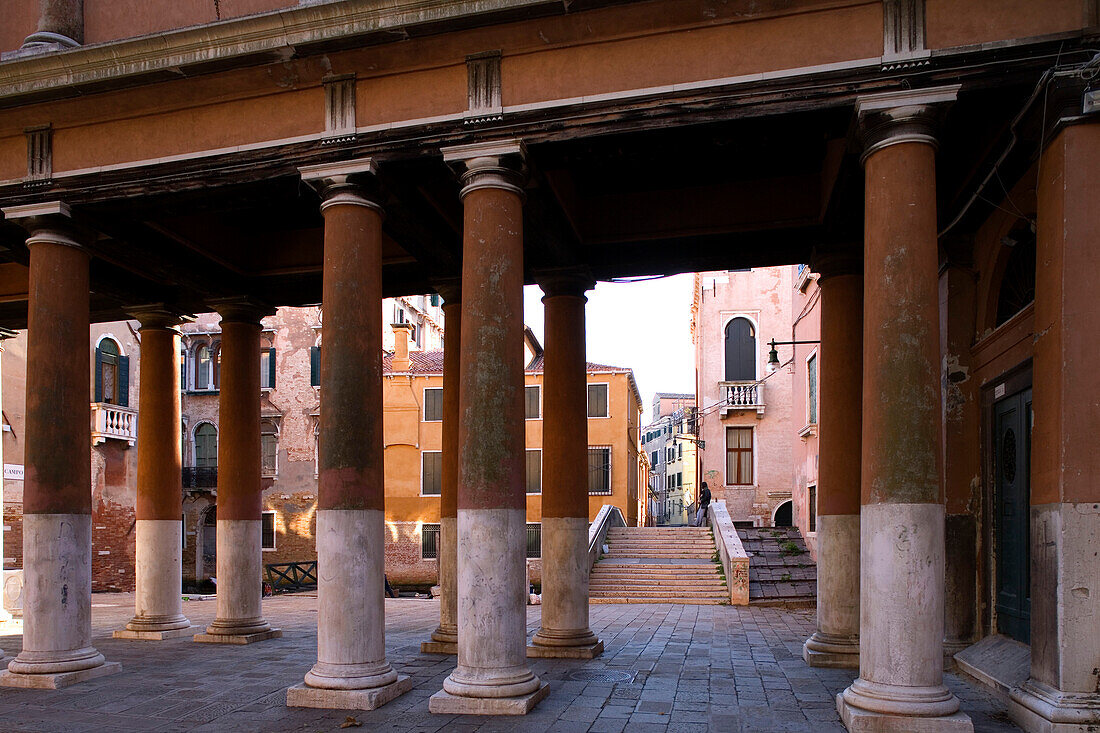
772, 500, 793, 527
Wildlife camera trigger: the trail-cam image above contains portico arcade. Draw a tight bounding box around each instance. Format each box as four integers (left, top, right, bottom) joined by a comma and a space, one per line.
1, 1, 1098, 730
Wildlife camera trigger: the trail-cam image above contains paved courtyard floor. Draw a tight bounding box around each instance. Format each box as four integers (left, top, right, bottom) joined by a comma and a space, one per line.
0, 593, 1018, 732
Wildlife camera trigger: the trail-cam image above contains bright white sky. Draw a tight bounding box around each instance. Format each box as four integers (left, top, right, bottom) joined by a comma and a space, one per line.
523, 274, 696, 425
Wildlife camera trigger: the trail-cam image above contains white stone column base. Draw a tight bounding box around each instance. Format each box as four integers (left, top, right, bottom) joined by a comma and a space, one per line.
0, 662, 121, 690
527, 640, 603, 659
287, 675, 414, 711
803, 631, 859, 668
429, 682, 550, 715
837, 691, 974, 732
1009, 679, 1100, 733
196, 519, 278, 644
114, 626, 197, 641
421, 640, 457, 655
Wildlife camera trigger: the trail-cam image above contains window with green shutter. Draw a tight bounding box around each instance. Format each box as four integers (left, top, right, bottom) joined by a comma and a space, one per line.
310, 346, 320, 387
422, 451, 442, 495
587, 383, 609, 418
525, 385, 541, 419
424, 387, 443, 421
526, 450, 541, 494
807, 352, 818, 424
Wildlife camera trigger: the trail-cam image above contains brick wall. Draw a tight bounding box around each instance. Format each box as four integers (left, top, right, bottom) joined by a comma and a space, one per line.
3, 503, 22, 570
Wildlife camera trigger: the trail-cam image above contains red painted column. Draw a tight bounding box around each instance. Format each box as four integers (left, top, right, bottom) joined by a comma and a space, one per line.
1012, 120, 1100, 729
195, 299, 280, 644
115, 307, 193, 640
23, 0, 83, 48
530, 271, 602, 657
803, 257, 862, 669
289, 160, 411, 709
431, 141, 547, 715
424, 284, 461, 653
836, 87, 972, 732
1, 204, 118, 686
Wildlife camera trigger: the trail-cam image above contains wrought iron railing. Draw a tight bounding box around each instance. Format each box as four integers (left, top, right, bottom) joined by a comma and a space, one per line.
182, 466, 218, 489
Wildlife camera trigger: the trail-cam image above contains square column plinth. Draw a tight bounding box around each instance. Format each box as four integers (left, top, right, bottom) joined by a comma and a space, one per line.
429, 682, 550, 715
287, 675, 414, 711
0, 662, 121, 690
837, 695, 974, 732
194, 629, 283, 645
421, 640, 457, 655
526, 641, 604, 659
114, 626, 196, 641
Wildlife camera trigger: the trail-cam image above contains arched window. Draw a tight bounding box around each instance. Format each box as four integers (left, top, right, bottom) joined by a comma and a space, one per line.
724, 317, 756, 381
261, 420, 278, 477
194, 423, 218, 467
95, 338, 128, 405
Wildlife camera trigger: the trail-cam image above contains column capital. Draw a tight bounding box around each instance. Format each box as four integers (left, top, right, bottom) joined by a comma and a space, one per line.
299, 158, 384, 213
535, 267, 596, 299
126, 304, 194, 331
442, 139, 527, 199
430, 278, 462, 305
2, 200, 90, 252
856, 84, 960, 164
208, 297, 275, 325
810, 248, 863, 282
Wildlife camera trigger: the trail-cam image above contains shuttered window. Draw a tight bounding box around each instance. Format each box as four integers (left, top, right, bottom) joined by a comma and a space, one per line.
309, 346, 320, 387
261, 421, 278, 477
587, 383, 609, 418
525, 386, 541, 419
526, 450, 542, 494
807, 353, 818, 424
422, 451, 442, 495
424, 388, 443, 421
260, 348, 276, 390
724, 317, 756, 381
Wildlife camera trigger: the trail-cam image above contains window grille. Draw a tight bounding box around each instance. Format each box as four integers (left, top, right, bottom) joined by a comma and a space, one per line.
526, 523, 541, 558
422, 523, 440, 559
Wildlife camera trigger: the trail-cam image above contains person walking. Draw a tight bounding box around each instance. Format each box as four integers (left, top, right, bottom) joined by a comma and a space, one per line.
694, 482, 711, 527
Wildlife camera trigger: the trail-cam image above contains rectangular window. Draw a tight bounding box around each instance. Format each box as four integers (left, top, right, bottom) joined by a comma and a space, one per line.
526, 449, 542, 494
651, 450, 658, 467
725, 427, 754, 485
525, 385, 541, 419
422, 451, 443, 495
808, 353, 818, 424
424, 387, 443, 422
588, 446, 611, 495
261, 511, 276, 550
587, 383, 609, 418
310, 346, 320, 387
526, 523, 542, 559
421, 523, 440, 559
260, 348, 275, 390
261, 432, 277, 477
808, 485, 817, 533
678, 443, 683, 460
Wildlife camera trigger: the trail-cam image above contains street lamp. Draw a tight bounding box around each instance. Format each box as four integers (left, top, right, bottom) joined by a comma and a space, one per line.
766, 338, 820, 372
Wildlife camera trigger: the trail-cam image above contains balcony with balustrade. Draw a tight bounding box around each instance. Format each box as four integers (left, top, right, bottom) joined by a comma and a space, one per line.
718, 381, 765, 418
90, 402, 137, 446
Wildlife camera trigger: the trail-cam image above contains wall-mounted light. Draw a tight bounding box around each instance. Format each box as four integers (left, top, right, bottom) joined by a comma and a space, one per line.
766, 338, 820, 372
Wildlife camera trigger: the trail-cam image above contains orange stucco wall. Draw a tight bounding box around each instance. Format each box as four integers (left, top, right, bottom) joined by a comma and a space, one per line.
925, 0, 1085, 50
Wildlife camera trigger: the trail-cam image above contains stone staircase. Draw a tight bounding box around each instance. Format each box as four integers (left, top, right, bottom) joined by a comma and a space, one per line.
589, 526, 729, 604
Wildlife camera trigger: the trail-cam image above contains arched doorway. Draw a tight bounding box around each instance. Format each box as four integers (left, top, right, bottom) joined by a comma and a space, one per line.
724, 316, 756, 381
773, 500, 793, 527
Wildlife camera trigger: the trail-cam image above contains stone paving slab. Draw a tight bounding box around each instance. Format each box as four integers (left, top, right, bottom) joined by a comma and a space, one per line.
0, 592, 1019, 732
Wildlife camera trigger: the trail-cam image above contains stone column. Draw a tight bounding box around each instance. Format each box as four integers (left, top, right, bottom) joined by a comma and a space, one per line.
287, 160, 412, 710
836, 86, 973, 732
939, 259, 980, 663
114, 307, 194, 641
194, 299, 280, 645
422, 282, 461, 655
0, 202, 119, 688
0, 329, 15, 635
430, 140, 548, 715
1008, 121, 1100, 731
803, 255, 862, 669
22, 0, 83, 49
530, 270, 602, 659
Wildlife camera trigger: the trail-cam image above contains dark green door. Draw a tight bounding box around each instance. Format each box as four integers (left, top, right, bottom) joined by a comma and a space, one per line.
993, 388, 1031, 644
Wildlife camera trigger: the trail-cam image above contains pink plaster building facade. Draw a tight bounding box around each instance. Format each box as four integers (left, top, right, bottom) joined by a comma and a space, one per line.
692, 267, 796, 527
790, 265, 822, 559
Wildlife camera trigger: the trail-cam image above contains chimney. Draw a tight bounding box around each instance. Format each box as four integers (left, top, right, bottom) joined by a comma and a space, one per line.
392, 323, 413, 371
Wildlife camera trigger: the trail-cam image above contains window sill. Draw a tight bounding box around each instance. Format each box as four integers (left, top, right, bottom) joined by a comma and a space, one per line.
185, 389, 219, 396
262, 547, 276, 552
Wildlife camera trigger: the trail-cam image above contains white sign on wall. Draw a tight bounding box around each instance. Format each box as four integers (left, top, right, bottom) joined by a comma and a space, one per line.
3, 465, 23, 481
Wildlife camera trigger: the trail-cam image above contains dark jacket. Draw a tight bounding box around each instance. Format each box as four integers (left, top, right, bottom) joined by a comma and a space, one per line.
699, 487, 711, 507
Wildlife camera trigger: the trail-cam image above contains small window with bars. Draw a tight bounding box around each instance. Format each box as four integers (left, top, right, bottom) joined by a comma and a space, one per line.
421, 523, 440, 559
588, 446, 612, 495
261, 511, 276, 550
526, 523, 541, 558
